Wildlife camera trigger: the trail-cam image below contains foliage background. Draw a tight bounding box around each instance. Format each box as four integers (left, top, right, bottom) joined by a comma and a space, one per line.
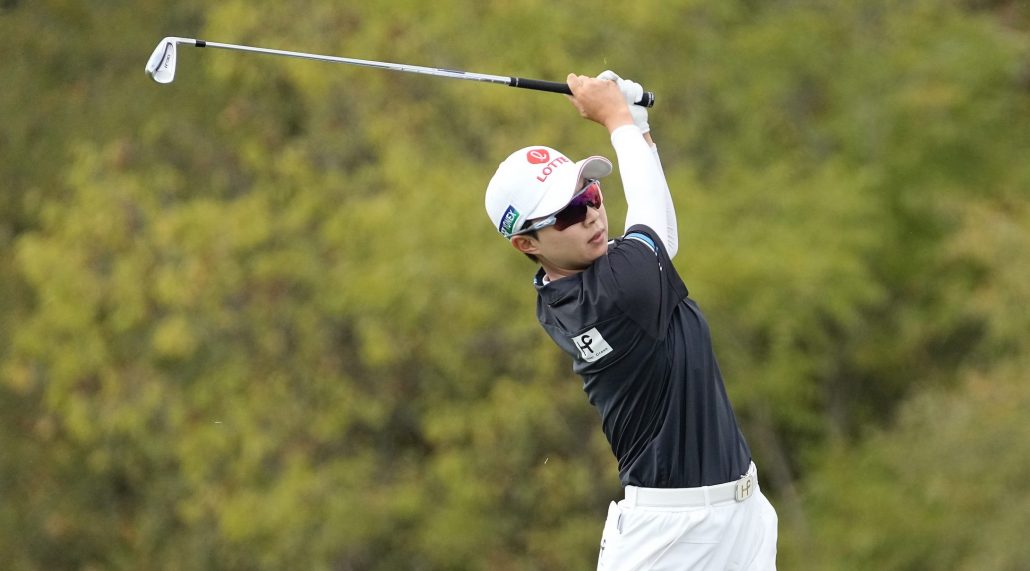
1, 0, 1028, 569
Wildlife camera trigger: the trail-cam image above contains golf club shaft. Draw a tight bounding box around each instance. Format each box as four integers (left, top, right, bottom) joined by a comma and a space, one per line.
193, 39, 655, 107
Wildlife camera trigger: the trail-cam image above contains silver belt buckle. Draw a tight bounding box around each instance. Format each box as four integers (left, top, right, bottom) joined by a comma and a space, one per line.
735, 473, 755, 502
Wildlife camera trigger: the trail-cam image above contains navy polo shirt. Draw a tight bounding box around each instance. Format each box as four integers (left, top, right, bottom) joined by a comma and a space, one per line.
534, 224, 751, 488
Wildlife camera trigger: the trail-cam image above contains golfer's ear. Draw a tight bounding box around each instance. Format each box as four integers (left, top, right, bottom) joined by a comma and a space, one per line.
511, 235, 540, 255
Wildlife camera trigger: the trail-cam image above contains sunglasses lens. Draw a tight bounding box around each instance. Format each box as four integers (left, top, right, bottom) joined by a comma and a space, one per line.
576, 181, 602, 209
552, 181, 602, 231
553, 204, 588, 230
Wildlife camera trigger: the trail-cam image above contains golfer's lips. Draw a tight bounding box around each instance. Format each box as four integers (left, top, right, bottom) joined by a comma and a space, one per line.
589, 228, 607, 245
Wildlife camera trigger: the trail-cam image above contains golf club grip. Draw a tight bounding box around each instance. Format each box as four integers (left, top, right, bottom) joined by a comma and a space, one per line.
511, 77, 656, 108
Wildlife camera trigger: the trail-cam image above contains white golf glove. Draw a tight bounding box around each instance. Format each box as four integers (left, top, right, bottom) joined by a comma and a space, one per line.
597, 70, 649, 134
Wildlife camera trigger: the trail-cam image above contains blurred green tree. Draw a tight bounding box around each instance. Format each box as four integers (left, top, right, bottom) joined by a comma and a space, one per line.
1, 0, 1027, 569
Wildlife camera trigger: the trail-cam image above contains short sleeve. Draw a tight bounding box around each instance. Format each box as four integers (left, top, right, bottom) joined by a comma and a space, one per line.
603, 224, 689, 339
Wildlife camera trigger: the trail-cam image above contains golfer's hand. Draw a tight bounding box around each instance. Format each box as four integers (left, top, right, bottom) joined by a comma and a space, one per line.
566, 74, 634, 133
597, 70, 650, 134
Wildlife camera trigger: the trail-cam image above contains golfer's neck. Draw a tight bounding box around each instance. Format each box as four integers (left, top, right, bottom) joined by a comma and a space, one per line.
541, 262, 586, 284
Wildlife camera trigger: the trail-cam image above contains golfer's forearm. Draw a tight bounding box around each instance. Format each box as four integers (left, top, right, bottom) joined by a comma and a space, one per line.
650, 144, 678, 257
612, 125, 677, 255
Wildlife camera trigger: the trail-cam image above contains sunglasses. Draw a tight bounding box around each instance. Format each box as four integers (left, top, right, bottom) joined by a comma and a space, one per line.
513, 180, 603, 236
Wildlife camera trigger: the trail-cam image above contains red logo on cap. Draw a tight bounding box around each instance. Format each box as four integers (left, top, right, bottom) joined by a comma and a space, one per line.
526, 149, 550, 164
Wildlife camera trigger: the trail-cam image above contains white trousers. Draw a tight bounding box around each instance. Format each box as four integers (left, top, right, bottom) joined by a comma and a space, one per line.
596, 464, 778, 570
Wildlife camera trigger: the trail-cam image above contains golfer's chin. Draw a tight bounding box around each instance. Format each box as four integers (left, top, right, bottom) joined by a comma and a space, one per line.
558, 247, 607, 273
574, 242, 607, 268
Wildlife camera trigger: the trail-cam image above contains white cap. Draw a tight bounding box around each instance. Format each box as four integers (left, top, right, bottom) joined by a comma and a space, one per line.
485, 146, 613, 238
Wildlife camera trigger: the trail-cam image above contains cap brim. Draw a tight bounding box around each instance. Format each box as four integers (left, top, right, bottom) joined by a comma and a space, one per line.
524, 156, 613, 220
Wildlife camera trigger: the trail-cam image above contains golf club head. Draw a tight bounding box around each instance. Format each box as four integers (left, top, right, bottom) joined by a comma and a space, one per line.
145, 37, 187, 84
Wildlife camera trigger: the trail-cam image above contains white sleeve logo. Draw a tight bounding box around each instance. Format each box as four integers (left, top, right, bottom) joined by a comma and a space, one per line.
572, 328, 613, 363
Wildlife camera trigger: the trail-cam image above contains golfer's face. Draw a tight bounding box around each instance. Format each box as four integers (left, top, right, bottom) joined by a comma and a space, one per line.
535, 201, 609, 270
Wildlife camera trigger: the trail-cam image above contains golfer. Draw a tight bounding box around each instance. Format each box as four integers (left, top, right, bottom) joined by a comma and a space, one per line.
484, 72, 778, 570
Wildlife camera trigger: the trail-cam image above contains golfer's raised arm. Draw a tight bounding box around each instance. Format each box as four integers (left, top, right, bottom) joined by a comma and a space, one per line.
593, 71, 678, 257
566, 73, 677, 256
611, 126, 677, 257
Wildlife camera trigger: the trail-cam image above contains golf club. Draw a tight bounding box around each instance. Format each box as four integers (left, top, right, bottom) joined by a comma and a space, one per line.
145, 37, 656, 107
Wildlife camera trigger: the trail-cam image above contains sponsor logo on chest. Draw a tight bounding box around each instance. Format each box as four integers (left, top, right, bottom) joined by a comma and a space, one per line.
572, 327, 613, 363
